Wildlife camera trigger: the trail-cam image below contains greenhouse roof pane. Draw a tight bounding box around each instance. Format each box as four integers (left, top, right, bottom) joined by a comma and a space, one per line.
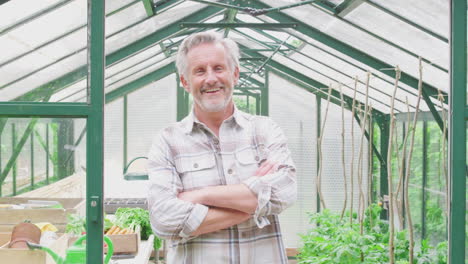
0, 0, 63, 29
272, 4, 448, 92
105, 2, 207, 55
106, 58, 175, 94
0, 49, 86, 101
106, 45, 163, 77
5, 0, 86, 49
293, 44, 427, 111
345, 2, 448, 70
106, 0, 138, 14
0, 0, 448, 114
368, 0, 449, 39
0, 0, 86, 65
106, 1, 147, 36
105, 53, 167, 87
49, 79, 86, 102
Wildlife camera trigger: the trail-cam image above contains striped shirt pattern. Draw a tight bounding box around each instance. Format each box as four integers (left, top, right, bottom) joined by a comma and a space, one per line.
147, 107, 297, 264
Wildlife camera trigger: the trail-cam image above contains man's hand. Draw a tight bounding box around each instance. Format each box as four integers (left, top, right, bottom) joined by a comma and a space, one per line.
254, 159, 277, 176
178, 189, 202, 203
177, 159, 278, 214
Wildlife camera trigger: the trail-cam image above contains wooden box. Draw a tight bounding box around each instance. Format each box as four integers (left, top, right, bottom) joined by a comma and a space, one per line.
0, 197, 85, 233
107, 230, 140, 254
68, 228, 140, 254
0, 232, 69, 264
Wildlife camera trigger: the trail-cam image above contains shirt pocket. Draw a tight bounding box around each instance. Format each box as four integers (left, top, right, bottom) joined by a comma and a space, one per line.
235, 147, 264, 181
174, 153, 219, 190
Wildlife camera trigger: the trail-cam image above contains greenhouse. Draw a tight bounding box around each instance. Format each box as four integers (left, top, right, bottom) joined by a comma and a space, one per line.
0, 0, 466, 263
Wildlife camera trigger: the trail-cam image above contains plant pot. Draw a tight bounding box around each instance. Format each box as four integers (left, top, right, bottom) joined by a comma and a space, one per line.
8, 222, 41, 248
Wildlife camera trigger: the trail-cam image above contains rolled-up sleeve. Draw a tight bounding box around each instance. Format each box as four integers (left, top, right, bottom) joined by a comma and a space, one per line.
242, 119, 297, 228
147, 133, 209, 241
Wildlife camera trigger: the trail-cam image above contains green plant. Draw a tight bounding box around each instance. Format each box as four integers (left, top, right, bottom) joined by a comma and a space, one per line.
297, 205, 447, 264
114, 207, 162, 250
66, 214, 86, 235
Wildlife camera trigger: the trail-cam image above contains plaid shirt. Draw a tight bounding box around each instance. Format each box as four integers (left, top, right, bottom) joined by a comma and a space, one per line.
147, 107, 297, 264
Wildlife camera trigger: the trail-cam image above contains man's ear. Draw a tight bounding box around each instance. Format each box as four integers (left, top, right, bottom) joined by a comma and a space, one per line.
180, 75, 191, 93
233, 66, 240, 85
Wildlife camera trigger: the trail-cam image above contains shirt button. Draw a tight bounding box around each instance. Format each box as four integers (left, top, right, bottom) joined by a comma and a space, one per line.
193, 163, 199, 168
255, 156, 260, 161
228, 169, 233, 174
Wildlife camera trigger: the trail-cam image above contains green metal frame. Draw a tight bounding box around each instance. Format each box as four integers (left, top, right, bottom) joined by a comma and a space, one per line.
316, 95, 321, 213
248, 1, 447, 130
179, 22, 298, 30
310, 3, 448, 73
449, 0, 467, 263
86, 0, 105, 262
233, 27, 408, 112
142, 0, 155, 16
13, 5, 223, 103
375, 114, 389, 219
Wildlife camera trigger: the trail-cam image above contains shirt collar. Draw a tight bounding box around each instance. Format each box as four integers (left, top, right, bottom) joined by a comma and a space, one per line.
180, 105, 249, 134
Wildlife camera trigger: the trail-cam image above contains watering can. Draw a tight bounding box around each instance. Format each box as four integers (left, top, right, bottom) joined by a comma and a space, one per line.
27, 235, 114, 264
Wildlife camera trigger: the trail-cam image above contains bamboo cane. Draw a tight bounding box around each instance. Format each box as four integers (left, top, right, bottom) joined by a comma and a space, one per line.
387, 66, 401, 264
317, 85, 333, 210
350, 77, 358, 224
339, 84, 348, 220
395, 97, 411, 228
357, 72, 371, 233
368, 104, 373, 229
405, 58, 424, 264
437, 90, 448, 219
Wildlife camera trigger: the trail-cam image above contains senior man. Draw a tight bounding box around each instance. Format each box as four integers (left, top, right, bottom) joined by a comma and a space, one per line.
147, 31, 297, 264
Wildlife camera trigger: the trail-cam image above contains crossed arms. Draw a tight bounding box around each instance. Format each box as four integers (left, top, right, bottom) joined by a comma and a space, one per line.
147, 120, 296, 241
177, 160, 277, 236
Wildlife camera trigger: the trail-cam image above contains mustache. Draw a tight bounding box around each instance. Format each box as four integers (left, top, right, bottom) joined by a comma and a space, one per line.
201, 84, 226, 93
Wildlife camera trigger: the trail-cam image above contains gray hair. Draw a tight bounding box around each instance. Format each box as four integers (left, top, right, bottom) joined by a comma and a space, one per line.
176, 31, 240, 77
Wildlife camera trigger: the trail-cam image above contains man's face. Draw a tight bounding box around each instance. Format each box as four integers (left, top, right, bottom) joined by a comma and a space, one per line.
180, 42, 239, 113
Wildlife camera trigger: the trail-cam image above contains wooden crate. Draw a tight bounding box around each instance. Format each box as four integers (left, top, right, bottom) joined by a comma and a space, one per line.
0, 197, 84, 232
68, 227, 141, 254
0, 232, 69, 264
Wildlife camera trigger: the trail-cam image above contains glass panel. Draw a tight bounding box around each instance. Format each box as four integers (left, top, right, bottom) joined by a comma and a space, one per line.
106, 1, 147, 36
0, 0, 63, 28
346, 2, 448, 69
105, 1, 206, 55
409, 122, 423, 240
0, 117, 86, 239
367, 0, 449, 39
49, 79, 87, 103
269, 73, 317, 248
425, 122, 447, 246
261, 0, 449, 92
0, 0, 87, 102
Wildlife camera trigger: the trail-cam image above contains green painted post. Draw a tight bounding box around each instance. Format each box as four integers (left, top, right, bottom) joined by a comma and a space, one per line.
255, 95, 260, 115
449, 0, 467, 263
57, 119, 74, 178
0, 132, 2, 196
123, 95, 127, 169
422, 121, 428, 239
376, 115, 389, 219
176, 73, 186, 121
261, 70, 269, 116
316, 96, 321, 213
46, 124, 49, 184
30, 133, 34, 189
87, 0, 105, 262
12, 124, 16, 196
